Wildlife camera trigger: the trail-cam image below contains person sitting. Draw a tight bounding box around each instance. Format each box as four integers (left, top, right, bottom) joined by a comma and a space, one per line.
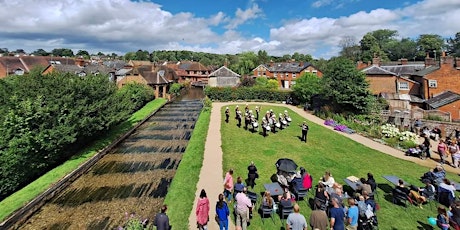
392, 179, 411, 205
421, 164, 445, 185
330, 186, 345, 208
301, 167, 313, 190
278, 188, 295, 203
357, 178, 373, 196
314, 183, 329, 209
319, 171, 335, 188
409, 179, 435, 207
290, 171, 303, 193
439, 178, 456, 198
450, 200, 460, 227
432, 127, 442, 140
278, 191, 293, 214
262, 191, 274, 208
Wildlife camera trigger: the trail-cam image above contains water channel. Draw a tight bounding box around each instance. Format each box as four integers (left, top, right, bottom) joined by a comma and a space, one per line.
18, 88, 204, 229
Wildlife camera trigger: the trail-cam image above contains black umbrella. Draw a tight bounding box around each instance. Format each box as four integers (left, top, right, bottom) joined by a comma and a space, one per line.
275, 158, 298, 173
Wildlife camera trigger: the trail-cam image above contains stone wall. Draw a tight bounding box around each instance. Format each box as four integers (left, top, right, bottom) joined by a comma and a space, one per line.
419, 119, 460, 138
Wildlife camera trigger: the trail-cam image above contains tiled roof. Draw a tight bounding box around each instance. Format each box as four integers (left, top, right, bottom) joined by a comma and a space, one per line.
380, 92, 424, 103
425, 91, 460, 109
267, 62, 313, 73
412, 66, 439, 77
143, 71, 169, 85
209, 66, 240, 78
53, 64, 114, 75
103, 60, 127, 70
380, 64, 425, 76
0, 57, 26, 73
178, 61, 208, 71
362, 65, 396, 75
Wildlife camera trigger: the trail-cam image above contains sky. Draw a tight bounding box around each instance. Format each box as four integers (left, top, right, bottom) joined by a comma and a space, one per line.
0, 0, 460, 59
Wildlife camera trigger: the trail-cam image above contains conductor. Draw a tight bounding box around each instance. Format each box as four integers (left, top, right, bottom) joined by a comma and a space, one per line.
300, 121, 309, 143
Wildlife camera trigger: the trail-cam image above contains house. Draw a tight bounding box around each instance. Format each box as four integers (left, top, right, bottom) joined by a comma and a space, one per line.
252, 61, 323, 89
176, 61, 210, 84
425, 91, 460, 121
208, 66, 240, 87
0, 56, 76, 78
42, 63, 115, 79
410, 53, 460, 100
361, 64, 420, 96
117, 65, 178, 98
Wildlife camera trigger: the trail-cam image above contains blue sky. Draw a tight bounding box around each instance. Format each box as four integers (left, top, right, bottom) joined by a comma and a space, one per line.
0, 0, 459, 58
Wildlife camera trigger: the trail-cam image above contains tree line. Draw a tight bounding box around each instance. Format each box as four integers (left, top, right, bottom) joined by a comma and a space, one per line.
0, 71, 154, 200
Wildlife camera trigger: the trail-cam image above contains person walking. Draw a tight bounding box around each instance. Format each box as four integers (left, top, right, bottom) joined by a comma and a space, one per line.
286, 203, 308, 230
196, 189, 210, 230
247, 161, 258, 189
153, 205, 170, 230
216, 194, 230, 230
300, 121, 309, 143
438, 139, 447, 164
223, 169, 234, 203
225, 107, 230, 123
235, 188, 252, 230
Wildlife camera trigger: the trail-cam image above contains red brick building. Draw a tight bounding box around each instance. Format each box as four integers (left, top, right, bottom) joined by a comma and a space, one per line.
252, 61, 323, 89
0, 56, 76, 78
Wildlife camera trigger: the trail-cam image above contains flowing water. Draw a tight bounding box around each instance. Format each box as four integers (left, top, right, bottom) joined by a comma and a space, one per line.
19, 88, 204, 229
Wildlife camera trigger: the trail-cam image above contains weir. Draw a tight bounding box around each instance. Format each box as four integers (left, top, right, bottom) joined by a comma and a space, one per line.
12, 88, 204, 229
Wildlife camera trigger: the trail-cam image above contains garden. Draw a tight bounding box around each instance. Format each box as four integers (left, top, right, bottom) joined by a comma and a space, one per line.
218, 104, 457, 229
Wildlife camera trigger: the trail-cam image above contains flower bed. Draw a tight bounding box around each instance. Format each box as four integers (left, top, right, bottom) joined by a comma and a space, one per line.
324, 119, 355, 134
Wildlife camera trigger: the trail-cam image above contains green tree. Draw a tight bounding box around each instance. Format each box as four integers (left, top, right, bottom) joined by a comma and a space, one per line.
235, 52, 258, 75
51, 48, 74, 57
267, 79, 279, 90
292, 72, 321, 104
321, 57, 372, 114
257, 50, 269, 64
360, 33, 387, 62
385, 38, 418, 61
447, 32, 460, 57
416, 34, 444, 59
76, 50, 90, 59
31, 49, 49, 56
339, 36, 361, 61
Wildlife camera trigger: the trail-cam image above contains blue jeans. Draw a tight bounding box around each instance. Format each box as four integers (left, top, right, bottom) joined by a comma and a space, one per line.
218, 219, 228, 230
224, 189, 232, 202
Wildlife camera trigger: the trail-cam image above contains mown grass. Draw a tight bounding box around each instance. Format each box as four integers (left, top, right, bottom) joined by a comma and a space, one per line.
221, 104, 458, 230
0, 98, 167, 222
163, 109, 211, 229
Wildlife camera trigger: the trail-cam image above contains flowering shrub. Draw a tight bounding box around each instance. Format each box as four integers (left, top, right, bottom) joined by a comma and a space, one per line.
334, 125, 348, 132
399, 131, 418, 143
324, 119, 337, 126
118, 213, 149, 230
380, 124, 400, 138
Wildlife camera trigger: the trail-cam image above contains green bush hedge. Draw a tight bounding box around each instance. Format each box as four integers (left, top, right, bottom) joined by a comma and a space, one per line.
0, 72, 154, 200
204, 86, 291, 101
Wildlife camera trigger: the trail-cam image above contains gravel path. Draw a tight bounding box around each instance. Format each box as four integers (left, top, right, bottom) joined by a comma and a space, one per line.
188, 102, 459, 229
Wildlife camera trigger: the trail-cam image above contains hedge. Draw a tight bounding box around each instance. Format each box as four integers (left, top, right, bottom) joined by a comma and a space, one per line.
204, 86, 292, 101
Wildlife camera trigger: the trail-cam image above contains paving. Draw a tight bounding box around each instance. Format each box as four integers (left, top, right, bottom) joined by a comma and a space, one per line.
188, 102, 459, 229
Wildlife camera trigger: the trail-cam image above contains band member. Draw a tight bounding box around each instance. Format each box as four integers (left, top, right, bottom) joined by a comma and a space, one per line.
264, 111, 271, 121
271, 115, 278, 133
236, 110, 242, 127
250, 115, 258, 132
244, 112, 250, 130
262, 117, 268, 137
235, 105, 240, 119
245, 104, 249, 114
284, 110, 292, 125
269, 109, 274, 118
255, 106, 260, 120
225, 107, 230, 123
300, 121, 309, 143
279, 113, 286, 129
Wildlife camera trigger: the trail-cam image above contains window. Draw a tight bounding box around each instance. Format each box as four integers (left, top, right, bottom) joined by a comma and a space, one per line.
398, 82, 409, 90
293, 73, 296, 78
285, 73, 289, 76
312, 70, 318, 76
257, 71, 261, 76
291, 81, 296, 85
428, 80, 437, 88
274, 73, 277, 78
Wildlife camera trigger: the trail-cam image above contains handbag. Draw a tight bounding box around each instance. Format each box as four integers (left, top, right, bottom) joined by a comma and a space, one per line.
214, 214, 219, 222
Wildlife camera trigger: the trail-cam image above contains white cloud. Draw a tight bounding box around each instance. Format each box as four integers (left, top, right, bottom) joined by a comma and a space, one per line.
311, 0, 333, 8
225, 3, 263, 29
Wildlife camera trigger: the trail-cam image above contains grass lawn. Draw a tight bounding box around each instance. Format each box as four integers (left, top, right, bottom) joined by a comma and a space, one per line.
163, 109, 210, 229
0, 98, 167, 222
221, 104, 458, 230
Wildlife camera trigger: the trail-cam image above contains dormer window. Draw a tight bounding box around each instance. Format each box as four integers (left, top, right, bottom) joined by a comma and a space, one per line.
14, 68, 24, 75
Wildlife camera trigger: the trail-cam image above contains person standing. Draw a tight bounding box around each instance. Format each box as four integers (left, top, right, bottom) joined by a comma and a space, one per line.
286, 204, 308, 230
330, 198, 345, 230
247, 161, 258, 189
346, 198, 358, 230
216, 194, 230, 230
300, 121, 309, 143
310, 200, 328, 230
153, 205, 170, 230
262, 118, 268, 137
196, 189, 210, 230
236, 111, 242, 128
255, 106, 260, 120
438, 139, 447, 164
235, 188, 252, 230
223, 169, 234, 202
414, 119, 422, 136
423, 134, 432, 159
225, 107, 230, 123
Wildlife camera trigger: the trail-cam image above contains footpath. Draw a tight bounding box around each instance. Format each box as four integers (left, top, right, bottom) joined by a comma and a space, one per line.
188, 102, 459, 229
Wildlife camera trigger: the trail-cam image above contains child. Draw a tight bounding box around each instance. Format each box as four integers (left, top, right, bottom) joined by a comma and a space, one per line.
437, 206, 449, 230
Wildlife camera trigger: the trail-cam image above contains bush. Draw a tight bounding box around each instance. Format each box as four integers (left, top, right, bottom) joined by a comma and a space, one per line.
0, 72, 152, 199
204, 86, 291, 102
168, 83, 182, 95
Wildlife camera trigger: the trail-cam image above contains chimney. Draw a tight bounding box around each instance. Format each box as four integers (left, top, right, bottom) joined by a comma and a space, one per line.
440, 51, 454, 67
425, 53, 435, 67
269, 60, 274, 67
356, 61, 368, 70
299, 61, 304, 67
400, 58, 408, 65
372, 57, 380, 66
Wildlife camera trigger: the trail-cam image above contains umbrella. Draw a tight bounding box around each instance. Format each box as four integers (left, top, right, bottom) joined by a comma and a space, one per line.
275, 158, 298, 173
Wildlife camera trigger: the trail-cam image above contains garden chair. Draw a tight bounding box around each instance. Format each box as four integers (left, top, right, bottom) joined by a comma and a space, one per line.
279, 203, 294, 225
259, 204, 275, 224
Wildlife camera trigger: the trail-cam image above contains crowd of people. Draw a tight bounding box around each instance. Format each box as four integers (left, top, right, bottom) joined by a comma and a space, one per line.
225, 104, 295, 138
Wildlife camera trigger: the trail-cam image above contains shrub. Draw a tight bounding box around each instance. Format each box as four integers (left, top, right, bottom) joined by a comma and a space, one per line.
168, 83, 182, 95
204, 86, 291, 102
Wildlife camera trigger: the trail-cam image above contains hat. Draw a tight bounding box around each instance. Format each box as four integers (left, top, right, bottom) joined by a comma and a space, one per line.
279, 113, 282, 116
284, 110, 288, 113
236, 105, 239, 107
255, 106, 259, 108
226, 107, 229, 109
270, 109, 273, 112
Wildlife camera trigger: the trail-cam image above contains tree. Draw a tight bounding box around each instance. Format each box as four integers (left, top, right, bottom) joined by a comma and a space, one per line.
339, 36, 361, 61
134, 49, 149, 61
385, 38, 418, 61
416, 34, 445, 59
240, 76, 256, 87
234, 52, 258, 75
291, 72, 321, 104
257, 50, 269, 64
76, 50, 90, 59
31, 49, 49, 56
447, 32, 460, 57
267, 79, 279, 90
360, 33, 387, 62
51, 48, 74, 57
321, 57, 372, 114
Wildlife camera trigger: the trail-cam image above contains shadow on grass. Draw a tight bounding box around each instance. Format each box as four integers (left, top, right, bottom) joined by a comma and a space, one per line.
377, 183, 393, 194
416, 220, 435, 230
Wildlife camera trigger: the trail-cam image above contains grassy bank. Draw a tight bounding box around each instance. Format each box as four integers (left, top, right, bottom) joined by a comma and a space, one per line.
163, 109, 211, 229
221, 104, 458, 230
0, 98, 167, 222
